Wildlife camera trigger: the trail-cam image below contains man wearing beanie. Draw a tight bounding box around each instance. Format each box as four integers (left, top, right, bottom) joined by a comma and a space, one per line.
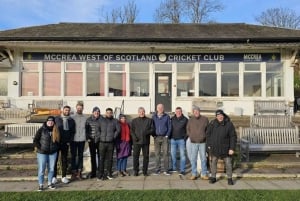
186, 106, 209, 180
85, 106, 102, 179
53, 105, 76, 184
206, 109, 237, 185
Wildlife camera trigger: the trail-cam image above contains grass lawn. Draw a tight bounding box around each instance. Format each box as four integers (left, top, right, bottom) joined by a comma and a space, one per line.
0, 190, 299, 201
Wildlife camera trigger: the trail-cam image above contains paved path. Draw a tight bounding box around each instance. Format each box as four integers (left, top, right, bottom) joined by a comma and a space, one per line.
1, 175, 300, 192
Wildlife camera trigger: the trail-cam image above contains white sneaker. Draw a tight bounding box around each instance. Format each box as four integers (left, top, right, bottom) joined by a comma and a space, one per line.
52, 177, 57, 184
62, 177, 70, 184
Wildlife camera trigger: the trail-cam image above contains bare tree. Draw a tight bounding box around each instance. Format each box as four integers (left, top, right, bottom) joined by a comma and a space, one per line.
154, 0, 183, 23
154, 0, 223, 23
184, 0, 223, 23
101, 0, 139, 24
255, 7, 300, 29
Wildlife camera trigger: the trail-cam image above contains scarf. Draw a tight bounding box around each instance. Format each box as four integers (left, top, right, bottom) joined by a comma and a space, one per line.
61, 115, 69, 130
120, 122, 130, 142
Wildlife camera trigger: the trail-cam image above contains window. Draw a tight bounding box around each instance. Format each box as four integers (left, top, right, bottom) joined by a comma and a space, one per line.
21, 62, 39, 96
87, 62, 105, 96
43, 62, 61, 96
244, 63, 261, 97
130, 63, 149, 96
199, 64, 216, 96
177, 63, 195, 96
266, 62, 283, 97
221, 63, 239, 96
65, 63, 83, 96
108, 64, 126, 96
0, 72, 8, 96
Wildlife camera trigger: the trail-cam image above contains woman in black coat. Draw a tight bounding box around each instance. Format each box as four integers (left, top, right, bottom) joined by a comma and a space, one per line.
33, 116, 60, 191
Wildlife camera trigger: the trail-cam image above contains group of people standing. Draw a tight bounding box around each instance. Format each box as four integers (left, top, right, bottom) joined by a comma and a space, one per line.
33, 102, 237, 191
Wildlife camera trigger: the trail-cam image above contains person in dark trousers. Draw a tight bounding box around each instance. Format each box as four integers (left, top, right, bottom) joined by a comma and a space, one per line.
116, 114, 131, 177
70, 101, 87, 180
33, 116, 60, 191
85, 106, 102, 179
152, 103, 172, 175
131, 107, 154, 176
53, 105, 76, 184
98, 108, 120, 180
206, 109, 237, 185
170, 107, 188, 176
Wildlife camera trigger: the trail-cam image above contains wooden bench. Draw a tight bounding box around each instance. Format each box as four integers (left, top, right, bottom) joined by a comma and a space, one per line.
250, 115, 294, 128
254, 100, 288, 115
239, 127, 300, 162
192, 99, 220, 113
28, 100, 63, 114
0, 108, 31, 125
2, 123, 42, 145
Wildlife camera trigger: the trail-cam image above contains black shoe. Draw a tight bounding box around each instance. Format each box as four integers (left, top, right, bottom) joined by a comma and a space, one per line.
97, 175, 103, 181
48, 184, 56, 190
89, 173, 96, 179
228, 178, 234, 185
134, 171, 139, 176
209, 177, 217, 184
178, 171, 185, 176
38, 185, 43, 192
143, 172, 148, 176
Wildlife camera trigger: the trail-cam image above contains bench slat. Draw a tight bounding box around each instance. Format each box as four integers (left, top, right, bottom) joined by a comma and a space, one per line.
3, 123, 42, 144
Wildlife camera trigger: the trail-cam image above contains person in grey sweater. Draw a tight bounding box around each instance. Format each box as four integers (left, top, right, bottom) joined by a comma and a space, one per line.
71, 102, 87, 180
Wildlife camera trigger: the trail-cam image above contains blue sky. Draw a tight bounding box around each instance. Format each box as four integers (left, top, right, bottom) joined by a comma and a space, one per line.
0, 0, 299, 30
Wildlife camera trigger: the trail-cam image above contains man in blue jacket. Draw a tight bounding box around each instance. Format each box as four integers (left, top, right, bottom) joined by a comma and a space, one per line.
152, 103, 171, 175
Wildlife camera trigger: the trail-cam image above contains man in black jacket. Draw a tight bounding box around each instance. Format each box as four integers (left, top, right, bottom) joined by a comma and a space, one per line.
206, 109, 237, 185
131, 107, 154, 176
170, 107, 188, 176
53, 105, 76, 184
98, 108, 120, 180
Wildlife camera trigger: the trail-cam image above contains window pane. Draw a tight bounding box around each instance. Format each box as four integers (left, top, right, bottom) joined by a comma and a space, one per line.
200, 64, 216, 71
245, 63, 260, 71
221, 63, 239, 96
177, 73, 195, 96
154, 64, 172, 72
266, 62, 283, 97
130, 63, 149, 96
0, 72, 8, 96
22, 63, 39, 96
43, 62, 61, 96
87, 62, 105, 96
244, 73, 261, 96
65, 63, 82, 96
109, 64, 125, 71
178, 63, 194, 72
130, 63, 149, 72
109, 72, 126, 96
199, 73, 216, 96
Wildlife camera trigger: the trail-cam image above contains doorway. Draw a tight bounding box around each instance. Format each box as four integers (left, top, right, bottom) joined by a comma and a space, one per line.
155, 73, 172, 112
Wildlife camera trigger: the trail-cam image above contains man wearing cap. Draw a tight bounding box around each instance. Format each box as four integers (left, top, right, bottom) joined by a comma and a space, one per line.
85, 106, 102, 179
206, 109, 237, 185
186, 106, 209, 180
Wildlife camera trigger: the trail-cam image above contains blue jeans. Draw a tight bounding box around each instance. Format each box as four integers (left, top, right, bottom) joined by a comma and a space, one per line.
117, 157, 128, 171
170, 139, 186, 173
190, 142, 207, 177
37, 152, 57, 186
